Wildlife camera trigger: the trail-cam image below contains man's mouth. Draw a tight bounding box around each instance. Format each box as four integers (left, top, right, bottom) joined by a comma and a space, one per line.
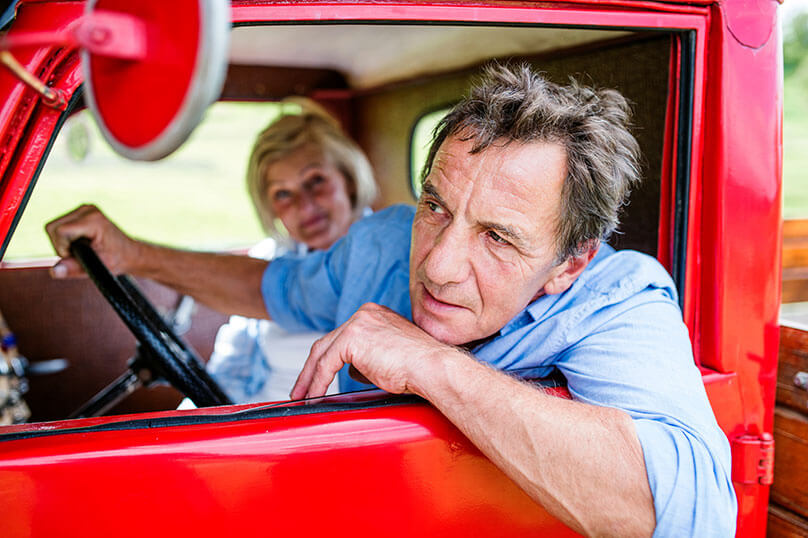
420, 284, 467, 314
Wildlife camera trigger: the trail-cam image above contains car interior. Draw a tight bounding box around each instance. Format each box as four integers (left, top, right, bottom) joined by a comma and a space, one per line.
0, 22, 678, 423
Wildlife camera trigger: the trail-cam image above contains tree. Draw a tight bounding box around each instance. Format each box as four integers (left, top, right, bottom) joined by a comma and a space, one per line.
784, 11, 808, 77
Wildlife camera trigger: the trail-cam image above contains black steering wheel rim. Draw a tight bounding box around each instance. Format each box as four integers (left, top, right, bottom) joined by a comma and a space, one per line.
69, 237, 231, 408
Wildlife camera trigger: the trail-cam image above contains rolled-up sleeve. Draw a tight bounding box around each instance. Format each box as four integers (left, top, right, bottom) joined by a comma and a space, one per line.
557, 288, 736, 536
261, 240, 349, 333
634, 418, 736, 536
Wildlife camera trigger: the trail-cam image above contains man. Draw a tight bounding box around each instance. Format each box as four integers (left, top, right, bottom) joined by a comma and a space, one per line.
47, 64, 736, 536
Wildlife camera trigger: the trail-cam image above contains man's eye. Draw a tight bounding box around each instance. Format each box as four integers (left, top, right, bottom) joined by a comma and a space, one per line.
487, 230, 510, 245
424, 200, 444, 214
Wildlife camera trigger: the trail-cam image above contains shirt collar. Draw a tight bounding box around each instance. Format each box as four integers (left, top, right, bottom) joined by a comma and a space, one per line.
508, 243, 614, 330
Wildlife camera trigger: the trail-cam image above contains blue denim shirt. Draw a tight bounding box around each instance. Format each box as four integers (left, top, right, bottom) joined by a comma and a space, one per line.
262, 204, 737, 536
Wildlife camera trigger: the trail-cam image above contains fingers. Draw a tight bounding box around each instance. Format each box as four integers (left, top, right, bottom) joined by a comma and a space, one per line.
306, 348, 347, 399
291, 328, 342, 400
50, 257, 86, 279
44, 204, 137, 278
45, 204, 100, 258
290, 304, 432, 401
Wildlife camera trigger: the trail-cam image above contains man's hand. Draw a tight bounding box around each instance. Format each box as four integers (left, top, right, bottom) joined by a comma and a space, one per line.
45, 204, 141, 278
291, 302, 656, 535
291, 302, 462, 399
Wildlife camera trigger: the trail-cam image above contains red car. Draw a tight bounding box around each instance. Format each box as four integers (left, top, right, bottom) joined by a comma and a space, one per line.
0, 0, 783, 536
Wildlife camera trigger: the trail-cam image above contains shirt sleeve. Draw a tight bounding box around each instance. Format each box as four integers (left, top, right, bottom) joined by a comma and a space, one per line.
260, 205, 416, 333
556, 290, 737, 536
261, 234, 352, 333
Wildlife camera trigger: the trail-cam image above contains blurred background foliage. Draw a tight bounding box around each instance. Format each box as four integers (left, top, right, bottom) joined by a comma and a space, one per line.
785, 11, 808, 77
784, 6, 808, 218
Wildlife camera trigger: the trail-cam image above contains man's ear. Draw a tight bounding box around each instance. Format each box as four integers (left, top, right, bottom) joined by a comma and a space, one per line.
542, 245, 598, 296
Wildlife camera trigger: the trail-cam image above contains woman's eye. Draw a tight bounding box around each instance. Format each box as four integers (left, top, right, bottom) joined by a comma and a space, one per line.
306, 175, 327, 191
487, 230, 509, 245
272, 190, 292, 202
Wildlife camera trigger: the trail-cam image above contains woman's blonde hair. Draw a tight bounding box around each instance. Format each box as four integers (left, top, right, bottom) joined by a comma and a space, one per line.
246, 97, 377, 237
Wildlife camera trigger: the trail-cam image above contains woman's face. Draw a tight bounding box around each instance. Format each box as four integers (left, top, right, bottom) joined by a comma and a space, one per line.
264, 144, 355, 250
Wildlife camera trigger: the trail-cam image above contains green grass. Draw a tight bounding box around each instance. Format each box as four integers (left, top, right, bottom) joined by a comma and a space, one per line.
4, 102, 285, 260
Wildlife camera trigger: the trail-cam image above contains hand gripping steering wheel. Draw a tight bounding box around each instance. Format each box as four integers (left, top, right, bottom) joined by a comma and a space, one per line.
69, 237, 231, 418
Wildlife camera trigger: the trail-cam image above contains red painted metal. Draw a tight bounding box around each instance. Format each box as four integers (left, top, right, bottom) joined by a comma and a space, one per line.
732, 433, 775, 486
229, 1, 709, 26
0, 46, 81, 250
0, 1, 784, 536
694, 0, 782, 531
73, 10, 150, 60
0, 2, 83, 246
0, 394, 580, 538
87, 0, 200, 148
0, 11, 147, 60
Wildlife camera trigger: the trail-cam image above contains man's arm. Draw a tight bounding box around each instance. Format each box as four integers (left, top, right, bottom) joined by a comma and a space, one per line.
416, 349, 655, 536
292, 303, 655, 537
46, 205, 269, 319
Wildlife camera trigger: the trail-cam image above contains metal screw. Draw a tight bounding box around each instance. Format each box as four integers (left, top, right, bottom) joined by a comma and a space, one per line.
795, 371, 808, 391
89, 27, 111, 46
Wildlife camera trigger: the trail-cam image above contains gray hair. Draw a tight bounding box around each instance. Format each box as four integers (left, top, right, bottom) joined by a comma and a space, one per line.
422, 63, 641, 262
247, 97, 377, 237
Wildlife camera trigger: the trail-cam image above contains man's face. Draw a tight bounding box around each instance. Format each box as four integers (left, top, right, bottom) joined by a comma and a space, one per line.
409, 135, 569, 346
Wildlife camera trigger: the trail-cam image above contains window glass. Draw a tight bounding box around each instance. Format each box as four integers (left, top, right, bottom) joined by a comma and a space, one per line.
5, 101, 300, 260
410, 108, 449, 198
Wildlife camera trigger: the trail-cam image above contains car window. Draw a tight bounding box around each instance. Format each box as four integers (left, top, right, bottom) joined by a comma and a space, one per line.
410, 108, 450, 198
4, 101, 300, 260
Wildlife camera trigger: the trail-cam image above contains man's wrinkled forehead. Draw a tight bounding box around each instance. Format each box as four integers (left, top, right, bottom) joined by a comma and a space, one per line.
422, 135, 567, 250
427, 134, 567, 202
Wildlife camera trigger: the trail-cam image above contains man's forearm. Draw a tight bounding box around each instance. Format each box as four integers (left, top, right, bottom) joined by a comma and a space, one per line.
133, 242, 270, 319
410, 351, 655, 537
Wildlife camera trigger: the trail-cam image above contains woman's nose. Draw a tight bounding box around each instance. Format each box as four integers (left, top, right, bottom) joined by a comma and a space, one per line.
295, 190, 318, 212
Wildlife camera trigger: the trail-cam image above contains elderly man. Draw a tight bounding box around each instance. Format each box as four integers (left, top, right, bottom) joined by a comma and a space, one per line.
47, 64, 736, 537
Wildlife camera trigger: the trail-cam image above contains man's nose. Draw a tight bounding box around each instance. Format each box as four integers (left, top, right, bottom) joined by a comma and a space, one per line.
423, 222, 472, 286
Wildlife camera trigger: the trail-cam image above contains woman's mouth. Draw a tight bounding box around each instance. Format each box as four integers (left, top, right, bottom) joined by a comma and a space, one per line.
300, 214, 328, 232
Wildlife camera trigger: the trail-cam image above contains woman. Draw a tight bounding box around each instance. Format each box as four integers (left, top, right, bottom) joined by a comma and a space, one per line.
205, 98, 377, 404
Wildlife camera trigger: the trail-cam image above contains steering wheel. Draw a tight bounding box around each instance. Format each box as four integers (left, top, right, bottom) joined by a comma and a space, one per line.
68, 237, 231, 417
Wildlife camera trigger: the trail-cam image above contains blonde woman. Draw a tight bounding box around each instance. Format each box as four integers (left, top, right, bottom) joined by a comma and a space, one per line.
206, 99, 377, 403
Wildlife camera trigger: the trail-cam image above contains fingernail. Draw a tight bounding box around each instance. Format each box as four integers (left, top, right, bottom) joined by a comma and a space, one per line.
51, 263, 67, 279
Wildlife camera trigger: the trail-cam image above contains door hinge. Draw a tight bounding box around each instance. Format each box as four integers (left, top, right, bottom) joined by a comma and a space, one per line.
731, 433, 774, 485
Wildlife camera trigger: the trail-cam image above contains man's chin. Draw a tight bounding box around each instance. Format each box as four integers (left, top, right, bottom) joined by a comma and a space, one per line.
413, 309, 474, 347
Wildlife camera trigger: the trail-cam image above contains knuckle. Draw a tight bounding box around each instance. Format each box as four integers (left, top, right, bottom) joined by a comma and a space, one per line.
310, 338, 327, 356
342, 321, 359, 338
314, 357, 338, 382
